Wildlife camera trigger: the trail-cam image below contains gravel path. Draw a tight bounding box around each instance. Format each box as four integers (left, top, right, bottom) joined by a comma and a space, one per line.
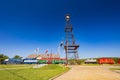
54, 65, 120, 80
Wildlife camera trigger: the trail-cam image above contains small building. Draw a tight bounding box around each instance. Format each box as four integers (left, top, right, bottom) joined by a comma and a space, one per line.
85, 59, 97, 64
2, 59, 9, 64
3, 58, 22, 64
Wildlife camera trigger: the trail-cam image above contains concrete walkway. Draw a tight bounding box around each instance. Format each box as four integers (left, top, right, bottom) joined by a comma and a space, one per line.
54, 65, 120, 80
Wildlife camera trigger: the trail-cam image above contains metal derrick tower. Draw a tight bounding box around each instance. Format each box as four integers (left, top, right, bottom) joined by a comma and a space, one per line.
64, 14, 79, 65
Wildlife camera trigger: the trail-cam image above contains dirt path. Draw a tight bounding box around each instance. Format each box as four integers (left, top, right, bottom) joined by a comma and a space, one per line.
54, 65, 120, 80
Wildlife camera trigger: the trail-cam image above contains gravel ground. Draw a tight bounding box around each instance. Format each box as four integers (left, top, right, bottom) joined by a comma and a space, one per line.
54, 65, 120, 80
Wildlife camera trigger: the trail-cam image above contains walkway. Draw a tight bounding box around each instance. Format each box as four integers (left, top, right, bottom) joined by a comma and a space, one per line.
54, 65, 120, 80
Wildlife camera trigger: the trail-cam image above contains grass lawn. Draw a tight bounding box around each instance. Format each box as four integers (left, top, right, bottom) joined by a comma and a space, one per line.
82, 64, 120, 66
109, 68, 120, 70
0, 64, 69, 80
0, 64, 34, 69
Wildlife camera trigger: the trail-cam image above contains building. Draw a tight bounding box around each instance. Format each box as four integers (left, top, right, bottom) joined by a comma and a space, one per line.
3, 58, 22, 64
85, 59, 97, 64
23, 53, 66, 64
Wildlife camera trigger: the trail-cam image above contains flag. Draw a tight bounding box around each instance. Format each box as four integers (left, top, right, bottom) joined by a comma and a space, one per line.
60, 41, 63, 47
45, 50, 48, 53
50, 53, 52, 58
34, 48, 39, 53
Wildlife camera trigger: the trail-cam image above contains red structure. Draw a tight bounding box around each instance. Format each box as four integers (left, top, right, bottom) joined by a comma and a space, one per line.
118, 59, 120, 64
98, 58, 115, 64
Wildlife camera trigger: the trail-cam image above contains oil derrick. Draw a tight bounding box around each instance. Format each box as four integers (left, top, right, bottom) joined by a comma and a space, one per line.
64, 14, 79, 65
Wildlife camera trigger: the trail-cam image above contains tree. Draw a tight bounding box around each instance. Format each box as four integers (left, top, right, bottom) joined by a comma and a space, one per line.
68, 59, 81, 65
0, 54, 9, 64
13, 55, 22, 59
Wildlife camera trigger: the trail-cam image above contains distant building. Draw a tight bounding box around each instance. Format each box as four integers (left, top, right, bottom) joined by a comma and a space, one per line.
23, 58, 37, 64
4, 58, 22, 64
85, 59, 97, 64
23, 53, 66, 64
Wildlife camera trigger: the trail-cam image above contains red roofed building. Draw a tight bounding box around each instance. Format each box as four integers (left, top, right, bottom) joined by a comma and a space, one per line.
27, 53, 66, 64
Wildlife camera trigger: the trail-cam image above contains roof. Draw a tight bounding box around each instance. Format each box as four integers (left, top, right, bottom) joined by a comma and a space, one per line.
27, 54, 39, 58
27, 53, 60, 59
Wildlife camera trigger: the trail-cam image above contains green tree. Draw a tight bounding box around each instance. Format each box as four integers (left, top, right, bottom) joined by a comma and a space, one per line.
13, 55, 22, 59
113, 57, 120, 64
0, 54, 9, 64
68, 59, 81, 65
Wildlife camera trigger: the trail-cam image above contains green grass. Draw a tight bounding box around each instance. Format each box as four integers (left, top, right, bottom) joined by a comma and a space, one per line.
110, 68, 120, 70
0, 64, 69, 80
111, 64, 120, 66
0, 64, 34, 68
81, 64, 120, 66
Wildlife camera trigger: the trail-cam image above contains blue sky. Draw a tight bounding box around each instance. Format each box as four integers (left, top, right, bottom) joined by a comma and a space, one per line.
0, 0, 120, 58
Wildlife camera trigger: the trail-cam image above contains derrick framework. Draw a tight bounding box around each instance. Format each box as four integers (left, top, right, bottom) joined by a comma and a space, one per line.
64, 14, 79, 65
